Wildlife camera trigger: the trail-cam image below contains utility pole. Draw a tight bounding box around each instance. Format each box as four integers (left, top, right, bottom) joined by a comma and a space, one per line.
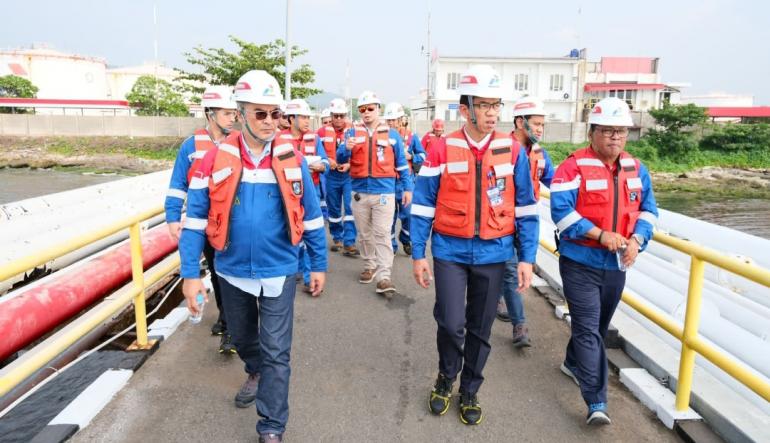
284, 0, 292, 100
153, 3, 159, 116
421, 3, 432, 121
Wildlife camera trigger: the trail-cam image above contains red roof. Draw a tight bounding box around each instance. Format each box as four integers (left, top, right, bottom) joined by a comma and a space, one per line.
707, 107, 770, 118
0, 98, 129, 107
584, 83, 666, 92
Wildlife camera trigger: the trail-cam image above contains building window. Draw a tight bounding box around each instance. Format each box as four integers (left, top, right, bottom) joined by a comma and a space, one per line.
609, 89, 637, 106
514, 73, 528, 91
446, 72, 461, 90
549, 74, 564, 92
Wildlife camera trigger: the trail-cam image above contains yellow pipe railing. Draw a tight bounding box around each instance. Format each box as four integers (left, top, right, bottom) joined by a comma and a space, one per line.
0, 205, 175, 397
538, 189, 770, 407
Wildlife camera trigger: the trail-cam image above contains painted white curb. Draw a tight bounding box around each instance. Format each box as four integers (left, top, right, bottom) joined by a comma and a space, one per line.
49, 369, 133, 429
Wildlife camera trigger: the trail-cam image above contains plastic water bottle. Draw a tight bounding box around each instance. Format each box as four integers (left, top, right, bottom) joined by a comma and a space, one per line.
616, 246, 628, 272
188, 293, 205, 324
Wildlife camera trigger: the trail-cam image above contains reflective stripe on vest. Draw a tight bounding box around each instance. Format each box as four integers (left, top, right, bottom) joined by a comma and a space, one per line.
188, 129, 217, 183
571, 147, 642, 249
400, 128, 414, 172
433, 129, 517, 240
349, 125, 396, 179
280, 129, 321, 185
205, 132, 306, 250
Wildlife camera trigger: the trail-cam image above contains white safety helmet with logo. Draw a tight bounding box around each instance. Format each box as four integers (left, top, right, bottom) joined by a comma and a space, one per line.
457, 65, 503, 126
320, 108, 331, 119
357, 90, 381, 107
329, 98, 348, 114
233, 70, 282, 105
588, 97, 634, 127
383, 102, 405, 120
512, 97, 546, 117
201, 85, 236, 109
284, 98, 313, 117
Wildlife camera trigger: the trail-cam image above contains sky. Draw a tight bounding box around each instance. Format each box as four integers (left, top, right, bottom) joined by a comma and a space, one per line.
3, 0, 769, 105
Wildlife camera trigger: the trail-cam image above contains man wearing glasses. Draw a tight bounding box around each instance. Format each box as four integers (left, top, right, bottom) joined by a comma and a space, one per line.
319, 98, 359, 256
165, 85, 237, 355
411, 65, 539, 425
550, 97, 657, 426
179, 70, 327, 443
337, 91, 413, 297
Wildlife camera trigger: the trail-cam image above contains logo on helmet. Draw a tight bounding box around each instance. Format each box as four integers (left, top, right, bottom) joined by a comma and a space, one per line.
460, 75, 478, 85
202, 93, 221, 99
488, 75, 500, 88
235, 82, 251, 91
612, 107, 623, 116
263, 84, 276, 96
592, 105, 602, 114
515, 102, 535, 110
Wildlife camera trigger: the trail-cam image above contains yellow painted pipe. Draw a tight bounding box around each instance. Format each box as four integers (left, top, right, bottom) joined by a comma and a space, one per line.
129, 223, 149, 348
0, 254, 180, 397
675, 257, 706, 411
0, 205, 164, 283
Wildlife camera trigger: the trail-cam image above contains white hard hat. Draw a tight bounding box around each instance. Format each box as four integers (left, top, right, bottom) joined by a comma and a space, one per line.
588, 97, 634, 127
357, 90, 381, 107
233, 70, 282, 106
201, 85, 236, 109
512, 97, 546, 117
383, 102, 405, 120
329, 98, 348, 114
320, 108, 331, 118
284, 98, 313, 117
457, 65, 503, 100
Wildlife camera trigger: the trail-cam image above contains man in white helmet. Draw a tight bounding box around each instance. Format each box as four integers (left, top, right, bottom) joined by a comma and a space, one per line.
319, 108, 332, 127
165, 85, 237, 354
550, 97, 658, 426
318, 98, 359, 255
178, 70, 327, 443
495, 97, 556, 349
277, 98, 329, 293
337, 91, 413, 296
277, 100, 291, 131
384, 102, 426, 255
410, 65, 539, 425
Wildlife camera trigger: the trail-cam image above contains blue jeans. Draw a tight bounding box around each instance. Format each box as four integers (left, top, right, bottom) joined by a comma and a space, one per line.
559, 255, 625, 406
391, 184, 411, 251
218, 276, 296, 435
499, 256, 526, 325
325, 172, 356, 246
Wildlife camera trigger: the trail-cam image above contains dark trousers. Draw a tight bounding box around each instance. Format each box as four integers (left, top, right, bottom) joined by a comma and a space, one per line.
559, 255, 625, 406
218, 276, 296, 435
433, 257, 506, 394
202, 241, 225, 327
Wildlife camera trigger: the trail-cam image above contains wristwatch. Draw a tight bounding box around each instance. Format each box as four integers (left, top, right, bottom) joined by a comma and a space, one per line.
631, 233, 644, 248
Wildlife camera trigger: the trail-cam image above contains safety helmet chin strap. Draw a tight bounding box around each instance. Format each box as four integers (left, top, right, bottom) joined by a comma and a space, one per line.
238, 105, 275, 146
522, 117, 539, 146
466, 96, 486, 134
206, 109, 232, 138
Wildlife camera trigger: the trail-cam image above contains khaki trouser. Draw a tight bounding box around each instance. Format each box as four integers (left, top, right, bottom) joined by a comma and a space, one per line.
351, 192, 396, 282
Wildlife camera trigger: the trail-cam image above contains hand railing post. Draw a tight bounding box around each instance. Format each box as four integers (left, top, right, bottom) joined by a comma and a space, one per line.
129, 222, 149, 348
675, 255, 706, 411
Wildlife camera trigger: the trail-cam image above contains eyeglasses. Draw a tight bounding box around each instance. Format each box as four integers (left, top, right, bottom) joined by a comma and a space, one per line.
245, 109, 283, 121
358, 106, 377, 114
332, 114, 347, 119
598, 127, 630, 138
473, 101, 503, 112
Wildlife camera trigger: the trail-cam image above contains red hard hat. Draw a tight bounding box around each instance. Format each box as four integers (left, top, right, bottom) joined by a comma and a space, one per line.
432, 119, 445, 130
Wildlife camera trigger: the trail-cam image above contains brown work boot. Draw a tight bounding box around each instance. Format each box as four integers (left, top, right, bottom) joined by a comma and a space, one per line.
359, 269, 375, 284
343, 245, 360, 257
375, 279, 396, 299
330, 240, 343, 252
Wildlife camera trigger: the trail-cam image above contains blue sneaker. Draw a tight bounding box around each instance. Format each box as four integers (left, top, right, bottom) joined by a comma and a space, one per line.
586, 402, 611, 425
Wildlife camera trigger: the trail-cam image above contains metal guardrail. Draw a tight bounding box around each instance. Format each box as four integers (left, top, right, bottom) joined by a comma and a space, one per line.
539, 188, 770, 409
0, 205, 179, 397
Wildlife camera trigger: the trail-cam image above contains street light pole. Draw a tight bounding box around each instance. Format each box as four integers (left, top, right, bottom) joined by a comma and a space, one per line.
284, 0, 292, 100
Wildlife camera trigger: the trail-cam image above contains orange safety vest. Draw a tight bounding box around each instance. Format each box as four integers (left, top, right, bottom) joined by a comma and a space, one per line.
433, 129, 518, 240
187, 129, 217, 183
348, 124, 397, 179
320, 125, 338, 160
528, 143, 546, 199
204, 132, 306, 250
572, 147, 642, 249
277, 130, 322, 185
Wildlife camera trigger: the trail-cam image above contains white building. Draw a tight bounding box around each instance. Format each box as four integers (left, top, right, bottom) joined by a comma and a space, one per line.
0, 46, 108, 100
106, 62, 183, 101
680, 93, 754, 108
425, 55, 582, 123
582, 57, 682, 113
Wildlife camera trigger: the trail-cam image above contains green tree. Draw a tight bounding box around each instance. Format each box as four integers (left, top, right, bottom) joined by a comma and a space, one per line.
0, 75, 39, 114
176, 36, 321, 100
0, 75, 39, 98
126, 75, 189, 117
645, 103, 708, 157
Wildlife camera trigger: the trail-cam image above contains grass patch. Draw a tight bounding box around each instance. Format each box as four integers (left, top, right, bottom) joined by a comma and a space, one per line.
42, 136, 184, 161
